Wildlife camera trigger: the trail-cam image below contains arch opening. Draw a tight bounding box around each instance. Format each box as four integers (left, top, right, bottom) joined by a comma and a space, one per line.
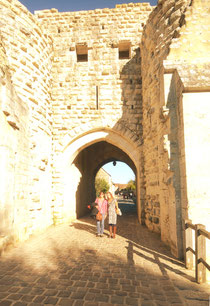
97, 160, 136, 210
54, 129, 143, 225
73, 141, 137, 218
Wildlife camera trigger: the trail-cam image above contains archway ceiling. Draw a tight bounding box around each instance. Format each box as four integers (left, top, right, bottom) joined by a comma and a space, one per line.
74, 141, 136, 176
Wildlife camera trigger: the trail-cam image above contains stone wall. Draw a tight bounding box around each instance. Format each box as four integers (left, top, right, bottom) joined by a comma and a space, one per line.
141, 0, 210, 258
0, 0, 209, 264
0, 0, 53, 248
0, 37, 30, 247
164, 0, 210, 226
35, 3, 153, 144
165, 0, 210, 89
164, 0, 210, 278
34, 3, 153, 222
141, 0, 191, 257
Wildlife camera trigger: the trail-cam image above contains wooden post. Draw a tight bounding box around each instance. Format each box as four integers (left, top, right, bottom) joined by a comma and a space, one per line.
195, 224, 206, 283
185, 219, 194, 269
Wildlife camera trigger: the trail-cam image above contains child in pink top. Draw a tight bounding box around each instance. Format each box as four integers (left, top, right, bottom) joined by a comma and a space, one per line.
95, 191, 107, 237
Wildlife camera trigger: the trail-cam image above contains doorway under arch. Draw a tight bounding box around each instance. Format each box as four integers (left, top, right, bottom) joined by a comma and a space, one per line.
74, 141, 136, 218
53, 128, 143, 225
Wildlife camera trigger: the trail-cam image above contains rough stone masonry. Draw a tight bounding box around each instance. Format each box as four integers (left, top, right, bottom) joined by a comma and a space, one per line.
0, 0, 209, 280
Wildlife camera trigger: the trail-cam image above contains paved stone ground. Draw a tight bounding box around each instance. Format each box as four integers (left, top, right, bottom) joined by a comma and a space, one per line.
0, 201, 209, 306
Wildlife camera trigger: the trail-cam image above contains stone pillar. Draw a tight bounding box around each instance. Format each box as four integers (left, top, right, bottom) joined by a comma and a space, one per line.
160, 72, 184, 258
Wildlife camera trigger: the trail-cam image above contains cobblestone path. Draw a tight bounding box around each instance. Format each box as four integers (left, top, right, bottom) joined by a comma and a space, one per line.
0, 202, 209, 305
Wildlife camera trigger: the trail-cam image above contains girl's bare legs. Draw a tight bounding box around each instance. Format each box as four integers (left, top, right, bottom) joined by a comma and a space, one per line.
113, 225, 117, 238
109, 225, 112, 238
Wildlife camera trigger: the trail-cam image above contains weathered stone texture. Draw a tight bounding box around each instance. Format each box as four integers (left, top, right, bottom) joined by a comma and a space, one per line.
165, 0, 210, 89
34, 3, 153, 143
0, 34, 30, 245
34, 3, 153, 217
0, 0, 53, 245
141, 0, 210, 259
141, 0, 189, 253
0, 0, 209, 271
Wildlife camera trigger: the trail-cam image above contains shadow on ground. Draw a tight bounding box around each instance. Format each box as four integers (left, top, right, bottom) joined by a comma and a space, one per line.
0, 234, 209, 305
0, 200, 209, 305
73, 199, 207, 287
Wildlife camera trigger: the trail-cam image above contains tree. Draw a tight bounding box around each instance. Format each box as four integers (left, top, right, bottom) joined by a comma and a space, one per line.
95, 178, 110, 196
126, 179, 136, 191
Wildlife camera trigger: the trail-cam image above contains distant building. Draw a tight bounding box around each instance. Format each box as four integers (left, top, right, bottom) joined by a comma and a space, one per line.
96, 168, 117, 195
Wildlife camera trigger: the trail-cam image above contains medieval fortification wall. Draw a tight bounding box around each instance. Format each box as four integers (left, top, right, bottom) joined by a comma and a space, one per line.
0, 0, 209, 268
0, 0, 53, 243
34, 2, 153, 224
141, 0, 210, 258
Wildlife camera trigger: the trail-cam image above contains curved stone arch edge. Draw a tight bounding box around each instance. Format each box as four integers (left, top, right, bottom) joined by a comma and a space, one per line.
59, 121, 142, 151
56, 128, 141, 170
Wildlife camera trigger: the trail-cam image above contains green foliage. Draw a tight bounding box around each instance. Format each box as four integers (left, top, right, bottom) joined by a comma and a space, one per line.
95, 178, 110, 196
126, 179, 136, 191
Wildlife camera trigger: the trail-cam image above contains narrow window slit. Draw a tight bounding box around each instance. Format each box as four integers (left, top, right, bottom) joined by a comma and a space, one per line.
119, 41, 131, 60
96, 86, 99, 110
76, 44, 88, 62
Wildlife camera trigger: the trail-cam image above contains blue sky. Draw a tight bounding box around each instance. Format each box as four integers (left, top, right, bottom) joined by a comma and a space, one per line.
20, 0, 157, 13
103, 162, 135, 184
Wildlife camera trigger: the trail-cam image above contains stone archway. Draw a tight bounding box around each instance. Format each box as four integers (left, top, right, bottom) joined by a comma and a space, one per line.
53, 128, 142, 224
74, 141, 136, 218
